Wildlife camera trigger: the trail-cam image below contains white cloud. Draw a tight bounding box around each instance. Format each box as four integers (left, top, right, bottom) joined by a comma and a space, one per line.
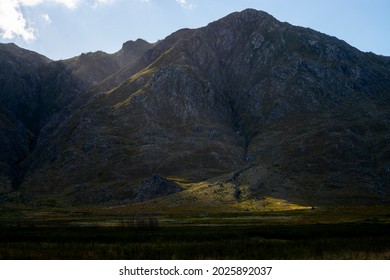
94, 0, 115, 4
41, 13, 51, 24
52, 0, 80, 9
20, 0, 81, 9
1, 0, 194, 42
92, 0, 117, 8
19, 0, 44, 6
136, 0, 193, 8
0, 0, 36, 41
0, 0, 81, 42
175, 0, 195, 10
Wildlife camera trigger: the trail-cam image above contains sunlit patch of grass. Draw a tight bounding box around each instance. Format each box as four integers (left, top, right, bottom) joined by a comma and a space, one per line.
127, 66, 156, 83
109, 177, 314, 213
112, 88, 145, 109
233, 197, 313, 212
165, 177, 193, 188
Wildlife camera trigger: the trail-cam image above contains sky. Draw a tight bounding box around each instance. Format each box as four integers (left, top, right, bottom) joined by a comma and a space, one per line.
0, 0, 389, 60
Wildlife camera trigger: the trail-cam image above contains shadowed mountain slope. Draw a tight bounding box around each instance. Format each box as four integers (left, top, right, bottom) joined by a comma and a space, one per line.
1, 9, 390, 207
0, 40, 152, 201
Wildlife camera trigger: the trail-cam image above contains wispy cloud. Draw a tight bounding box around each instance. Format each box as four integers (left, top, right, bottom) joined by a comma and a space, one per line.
92, 0, 117, 8
137, 0, 194, 9
20, 0, 81, 9
41, 13, 51, 24
0, 0, 80, 42
0, 0, 194, 42
175, 0, 195, 10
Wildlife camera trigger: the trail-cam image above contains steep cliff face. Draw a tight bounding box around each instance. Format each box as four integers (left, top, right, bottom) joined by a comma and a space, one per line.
2, 9, 390, 207
0, 40, 152, 201
0, 44, 52, 194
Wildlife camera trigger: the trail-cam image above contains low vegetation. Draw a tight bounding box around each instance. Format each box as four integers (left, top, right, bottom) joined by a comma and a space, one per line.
0, 207, 389, 259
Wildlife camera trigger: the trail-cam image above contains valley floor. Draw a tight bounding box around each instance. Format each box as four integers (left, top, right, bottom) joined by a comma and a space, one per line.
0, 207, 389, 259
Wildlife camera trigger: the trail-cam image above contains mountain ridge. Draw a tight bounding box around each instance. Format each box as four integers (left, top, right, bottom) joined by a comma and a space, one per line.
0, 39, 152, 200
1, 9, 389, 208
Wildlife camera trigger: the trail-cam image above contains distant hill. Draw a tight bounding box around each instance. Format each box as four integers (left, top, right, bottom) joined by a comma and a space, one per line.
1, 9, 389, 208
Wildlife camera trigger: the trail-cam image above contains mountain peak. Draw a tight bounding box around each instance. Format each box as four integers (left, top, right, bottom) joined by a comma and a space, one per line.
115, 38, 153, 68
0, 42, 51, 63
221, 8, 276, 24
238, 8, 272, 18
121, 38, 151, 53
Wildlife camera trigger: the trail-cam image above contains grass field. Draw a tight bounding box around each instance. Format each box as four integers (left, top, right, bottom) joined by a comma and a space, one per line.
0, 207, 389, 259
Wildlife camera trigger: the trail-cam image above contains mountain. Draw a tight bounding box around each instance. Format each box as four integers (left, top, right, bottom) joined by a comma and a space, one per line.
0, 40, 152, 202
0, 43, 58, 196
62, 39, 153, 87
1, 9, 389, 208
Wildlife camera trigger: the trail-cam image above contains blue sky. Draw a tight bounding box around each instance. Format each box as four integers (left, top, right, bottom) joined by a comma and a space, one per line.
0, 0, 389, 60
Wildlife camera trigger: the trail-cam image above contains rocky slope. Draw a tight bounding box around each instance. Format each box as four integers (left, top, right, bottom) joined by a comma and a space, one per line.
1, 9, 390, 207
0, 44, 56, 195
0, 40, 152, 202
63, 39, 153, 87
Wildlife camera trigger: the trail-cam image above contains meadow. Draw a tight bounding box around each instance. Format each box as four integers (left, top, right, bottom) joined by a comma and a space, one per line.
0, 207, 389, 259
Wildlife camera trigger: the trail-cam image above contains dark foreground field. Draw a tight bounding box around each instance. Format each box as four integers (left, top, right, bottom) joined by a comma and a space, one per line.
1, 208, 390, 259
